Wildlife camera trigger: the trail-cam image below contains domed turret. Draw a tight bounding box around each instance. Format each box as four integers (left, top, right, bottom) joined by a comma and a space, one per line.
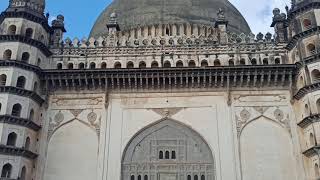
90, 0, 251, 37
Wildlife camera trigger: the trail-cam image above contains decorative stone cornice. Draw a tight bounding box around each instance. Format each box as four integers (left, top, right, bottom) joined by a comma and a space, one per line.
289, 1, 320, 19
42, 65, 296, 91
0, 11, 52, 33
0, 59, 42, 75
0, 115, 41, 131
0, 86, 45, 105
294, 82, 320, 100
296, 52, 320, 69
0, 144, 38, 160
298, 113, 320, 128
0, 35, 52, 56
286, 26, 320, 50
303, 145, 320, 157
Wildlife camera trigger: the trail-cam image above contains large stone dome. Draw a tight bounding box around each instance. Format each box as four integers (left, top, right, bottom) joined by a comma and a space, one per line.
90, 0, 251, 38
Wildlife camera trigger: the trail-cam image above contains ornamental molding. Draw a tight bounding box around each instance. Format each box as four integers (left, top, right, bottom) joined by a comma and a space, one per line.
150, 108, 183, 118
48, 109, 102, 140
235, 106, 291, 137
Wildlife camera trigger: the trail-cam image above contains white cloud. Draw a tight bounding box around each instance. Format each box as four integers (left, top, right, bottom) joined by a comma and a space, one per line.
229, 0, 290, 35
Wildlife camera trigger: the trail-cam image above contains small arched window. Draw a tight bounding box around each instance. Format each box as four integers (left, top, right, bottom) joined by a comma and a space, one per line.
131, 175, 135, 180
164, 61, 171, 68
1, 163, 12, 178
138, 175, 141, 180
240, 59, 246, 65
0, 74, 7, 86
67, 63, 74, 69
101, 62, 107, 69
317, 99, 320, 113
263, 58, 269, 65
159, 151, 163, 159
304, 104, 310, 117
33, 82, 38, 92
7, 25, 16, 35
310, 133, 316, 147
3, 49, 12, 60
11, 103, 22, 117
25, 28, 33, 38
144, 175, 148, 180
201, 60, 208, 67
166, 27, 170, 36
20, 166, 26, 180
214, 59, 221, 66
127, 61, 134, 68
187, 175, 192, 180
16, 76, 26, 89
307, 43, 316, 55
171, 151, 176, 159
176, 61, 184, 67
24, 137, 30, 150
114, 62, 122, 69
21, 52, 30, 62
139, 61, 146, 68
79, 63, 85, 69
37, 58, 41, 66
194, 175, 198, 180
188, 60, 196, 67
165, 151, 170, 159
57, 63, 63, 69
251, 59, 257, 65
201, 175, 205, 180
229, 59, 235, 66
275, 58, 281, 64
29, 109, 34, 121
315, 163, 320, 178
151, 61, 159, 68
90, 62, 96, 69
303, 19, 312, 29
7, 132, 17, 146
311, 69, 320, 83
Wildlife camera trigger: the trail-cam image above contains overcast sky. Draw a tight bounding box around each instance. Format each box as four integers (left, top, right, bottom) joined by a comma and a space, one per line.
0, 0, 291, 38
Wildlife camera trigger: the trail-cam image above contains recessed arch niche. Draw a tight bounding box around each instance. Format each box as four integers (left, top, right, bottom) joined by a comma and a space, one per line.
122, 119, 215, 180
44, 120, 98, 180
240, 117, 297, 180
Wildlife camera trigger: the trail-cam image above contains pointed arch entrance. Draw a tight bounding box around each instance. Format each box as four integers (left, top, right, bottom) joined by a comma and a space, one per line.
121, 119, 215, 180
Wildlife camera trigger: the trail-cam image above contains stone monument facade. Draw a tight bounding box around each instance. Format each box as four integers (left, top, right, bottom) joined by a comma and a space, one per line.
0, 0, 318, 180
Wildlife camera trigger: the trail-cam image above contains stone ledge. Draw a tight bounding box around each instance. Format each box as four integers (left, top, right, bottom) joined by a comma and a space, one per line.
0, 59, 42, 75
0, 35, 52, 57
0, 145, 38, 160
0, 11, 52, 33
296, 52, 320, 69
294, 82, 320, 100
0, 115, 41, 131
42, 64, 296, 91
0, 86, 45, 105
289, 1, 320, 19
298, 114, 320, 128
286, 26, 320, 50
303, 145, 320, 157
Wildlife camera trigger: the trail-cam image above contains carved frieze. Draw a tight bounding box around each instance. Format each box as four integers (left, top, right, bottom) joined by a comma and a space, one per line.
235, 105, 291, 137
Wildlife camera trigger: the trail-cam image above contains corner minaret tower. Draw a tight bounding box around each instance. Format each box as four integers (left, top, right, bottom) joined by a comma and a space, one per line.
288, 0, 320, 179
0, 0, 50, 179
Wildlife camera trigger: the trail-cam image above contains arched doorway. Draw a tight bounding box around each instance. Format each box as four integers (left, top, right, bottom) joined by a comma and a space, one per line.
122, 119, 215, 180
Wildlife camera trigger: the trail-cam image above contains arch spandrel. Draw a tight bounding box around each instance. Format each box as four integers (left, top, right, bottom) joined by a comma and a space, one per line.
122, 119, 215, 180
